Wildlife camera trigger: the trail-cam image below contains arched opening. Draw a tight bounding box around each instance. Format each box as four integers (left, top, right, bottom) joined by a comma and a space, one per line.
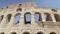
6, 14, 12, 22
10, 32, 17, 34
19, 4, 22, 6
0, 15, 4, 22
23, 32, 30, 34
37, 32, 44, 34
0, 32, 5, 34
54, 14, 60, 22
14, 13, 21, 24
6, 6, 8, 8
50, 32, 56, 34
51, 9, 57, 12
17, 8, 22, 12
24, 12, 31, 24
34, 12, 42, 22
44, 13, 52, 21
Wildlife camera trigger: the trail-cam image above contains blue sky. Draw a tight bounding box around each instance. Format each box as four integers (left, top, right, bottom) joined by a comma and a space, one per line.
0, 0, 60, 8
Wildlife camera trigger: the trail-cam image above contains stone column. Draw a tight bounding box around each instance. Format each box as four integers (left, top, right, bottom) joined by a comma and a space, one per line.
19, 13, 24, 25
31, 12, 35, 24
41, 13, 46, 22
51, 14, 56, 22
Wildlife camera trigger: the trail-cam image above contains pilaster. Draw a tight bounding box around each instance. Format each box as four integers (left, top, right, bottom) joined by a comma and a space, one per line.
41, 13, 46, 22
51, 14, 56, 22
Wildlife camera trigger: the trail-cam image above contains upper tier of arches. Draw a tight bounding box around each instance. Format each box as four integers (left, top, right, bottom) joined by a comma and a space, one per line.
0, 12, 60, 25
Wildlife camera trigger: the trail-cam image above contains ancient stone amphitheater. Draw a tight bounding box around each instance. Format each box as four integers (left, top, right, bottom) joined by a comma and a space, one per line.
0, 2, 60, 34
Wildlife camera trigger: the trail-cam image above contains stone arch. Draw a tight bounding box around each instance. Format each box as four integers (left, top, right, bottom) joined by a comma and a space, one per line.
50, 32, 56, 34
34, 12, 42, 22
19, 3, 22, 6
44, 13, 52, 21
17, 8, 22, 12
24, 12, 31, 24
37, 32, 44, 34
6, 14, 12, 23
0, 32, 5, 34
54, 14, 60, 22
23, 32, 30, 34
14, 13, 21, 24
0, 15, 4, 22
10, 32, 17, 34
51, 9, 57, 12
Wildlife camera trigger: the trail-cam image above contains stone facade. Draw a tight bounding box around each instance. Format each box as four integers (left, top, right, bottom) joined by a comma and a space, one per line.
0, 2, 60, 34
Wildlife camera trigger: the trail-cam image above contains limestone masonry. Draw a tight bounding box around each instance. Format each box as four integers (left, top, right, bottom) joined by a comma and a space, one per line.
0, 2, 60, 34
